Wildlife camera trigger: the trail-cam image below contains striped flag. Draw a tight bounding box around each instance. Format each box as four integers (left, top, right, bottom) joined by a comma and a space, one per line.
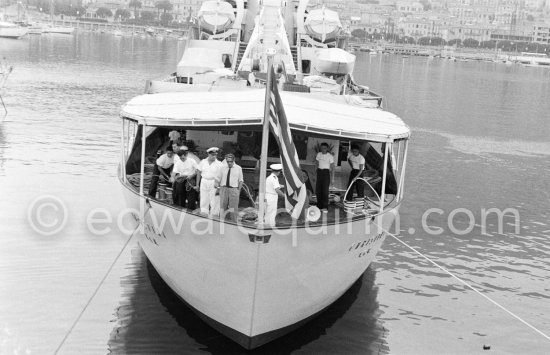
267, 66, 307, 219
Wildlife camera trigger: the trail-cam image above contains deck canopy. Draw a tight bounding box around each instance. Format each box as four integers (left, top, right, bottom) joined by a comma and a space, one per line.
120, 89, 410, 142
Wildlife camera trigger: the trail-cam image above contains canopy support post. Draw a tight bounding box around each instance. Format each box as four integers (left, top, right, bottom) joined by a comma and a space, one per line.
379, 142, 389, 214
258, 53, 275, 225
139, 124, 147, 197
398, 140, 409, 202
121, 119, 126, 183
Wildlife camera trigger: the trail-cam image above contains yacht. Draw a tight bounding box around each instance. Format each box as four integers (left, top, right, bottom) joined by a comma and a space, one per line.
0, 21, 28, 38
512, 52, 550, 67
118, 0, 410, 349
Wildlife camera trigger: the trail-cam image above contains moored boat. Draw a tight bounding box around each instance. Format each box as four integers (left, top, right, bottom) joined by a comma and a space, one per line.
512, 52, 550, 67
0, 21, 28, 39
118, 0, 410, 349
43, 25, 74, 34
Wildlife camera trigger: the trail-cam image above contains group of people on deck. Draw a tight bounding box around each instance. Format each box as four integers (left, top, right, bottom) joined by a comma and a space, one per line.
314, 142, 366, 212
149, 145, 245, 222
148, 137, 368, 225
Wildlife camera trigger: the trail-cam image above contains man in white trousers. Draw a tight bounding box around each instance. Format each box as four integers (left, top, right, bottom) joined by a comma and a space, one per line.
195, 147, 223, 216
264, 164, 284, 226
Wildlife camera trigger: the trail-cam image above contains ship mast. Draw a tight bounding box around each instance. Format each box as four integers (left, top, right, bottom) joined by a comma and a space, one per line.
50, 0, 54, 23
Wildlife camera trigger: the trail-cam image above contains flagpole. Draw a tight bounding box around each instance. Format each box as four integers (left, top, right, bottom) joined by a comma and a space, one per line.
258, 50, 275, 225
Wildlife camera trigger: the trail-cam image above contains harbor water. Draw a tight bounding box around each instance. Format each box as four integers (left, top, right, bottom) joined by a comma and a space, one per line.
1, 33, 549, 354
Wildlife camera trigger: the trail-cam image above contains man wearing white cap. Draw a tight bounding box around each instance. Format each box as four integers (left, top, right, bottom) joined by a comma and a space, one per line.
196, 147, 223, 216
174, 145, 201, 165
264, 164, 284, 225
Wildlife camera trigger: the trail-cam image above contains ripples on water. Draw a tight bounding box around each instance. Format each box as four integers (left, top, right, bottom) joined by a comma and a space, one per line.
0, 35, 549, 354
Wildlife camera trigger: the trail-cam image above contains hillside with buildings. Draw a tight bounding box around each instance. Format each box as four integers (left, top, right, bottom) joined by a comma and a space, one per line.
3, 0, 550, 45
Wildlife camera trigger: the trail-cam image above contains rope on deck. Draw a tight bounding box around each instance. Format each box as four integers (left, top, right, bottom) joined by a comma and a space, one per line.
376, 223, 550, 342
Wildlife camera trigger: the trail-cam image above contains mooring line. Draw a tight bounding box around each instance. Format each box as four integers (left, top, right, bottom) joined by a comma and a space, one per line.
53, 225, 140, 355
376, 224, 550, 342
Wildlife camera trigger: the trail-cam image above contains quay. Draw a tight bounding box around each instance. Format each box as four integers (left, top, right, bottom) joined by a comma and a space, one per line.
49, 18, 189, 37
349, 42, 549, 63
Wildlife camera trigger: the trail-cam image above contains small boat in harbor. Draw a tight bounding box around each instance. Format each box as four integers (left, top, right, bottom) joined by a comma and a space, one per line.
118, 0, 410, 349
512, 52, 550, 68
0, 21, 28, 39
27, 23, 43, 34
43, 26, 74, 34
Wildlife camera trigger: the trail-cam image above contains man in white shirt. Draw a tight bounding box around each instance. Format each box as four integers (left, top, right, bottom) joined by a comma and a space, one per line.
195, 147, 223, 216
174, 146, 200, 165
217, 153, 244, 222
315, 143, 334, 212
149, 146, 174, 198
264, 164, 284, 225
172, 149, 199, 209
346, 145, 366, 201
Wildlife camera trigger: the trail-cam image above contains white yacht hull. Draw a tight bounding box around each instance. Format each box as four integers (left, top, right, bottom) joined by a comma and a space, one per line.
0, 26, 28, 38
121, 181, 397, 348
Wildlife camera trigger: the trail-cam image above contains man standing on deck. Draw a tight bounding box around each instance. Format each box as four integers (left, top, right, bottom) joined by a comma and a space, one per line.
149, 146, 174, 198
264, 164, 284, 225
172, 148, 199, 210
168, 129, 180, 146
217, 153, 243, 222
315, 142, 334, 213
195, 147, 223, 216
346, 144, 365, 201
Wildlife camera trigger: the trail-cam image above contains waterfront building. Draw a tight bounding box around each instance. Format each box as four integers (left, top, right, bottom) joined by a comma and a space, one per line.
533, 23, 550, 43
171, 0, 202, 22
395, 1, 424, 14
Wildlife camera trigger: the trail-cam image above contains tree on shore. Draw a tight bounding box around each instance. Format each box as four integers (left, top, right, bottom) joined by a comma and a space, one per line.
96, 7, 113, 19
155, 1, 173, 20
463, 38, 479, 48
417, 36, 431, 45
140, 11, 156, 23
447, 38, 461, 47
160, 12, 173, 25
351, 28, 367, 40
480, 40, 495, 49
115, 8, 131, 21
129, 0, 142, 19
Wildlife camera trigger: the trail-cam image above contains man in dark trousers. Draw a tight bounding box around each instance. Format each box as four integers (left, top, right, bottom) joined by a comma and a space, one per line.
346, 144, 365, 201
172, 148, 199, 209
149, 146, 174, 198
315, 142, 334, 213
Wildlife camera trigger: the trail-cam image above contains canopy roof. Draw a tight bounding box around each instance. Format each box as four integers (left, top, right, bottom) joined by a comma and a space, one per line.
120, 89, 410, 142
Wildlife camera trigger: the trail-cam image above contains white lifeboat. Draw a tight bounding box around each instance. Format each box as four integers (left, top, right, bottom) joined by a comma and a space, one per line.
198, 0, 235, 34
304, 6, 342, 42
314, 48, 356, 75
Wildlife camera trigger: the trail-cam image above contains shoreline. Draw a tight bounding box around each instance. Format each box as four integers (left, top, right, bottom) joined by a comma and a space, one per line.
348, 42, 550, 64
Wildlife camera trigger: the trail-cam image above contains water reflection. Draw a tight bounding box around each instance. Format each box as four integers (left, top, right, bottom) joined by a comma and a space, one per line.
108, 248, 387, 354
